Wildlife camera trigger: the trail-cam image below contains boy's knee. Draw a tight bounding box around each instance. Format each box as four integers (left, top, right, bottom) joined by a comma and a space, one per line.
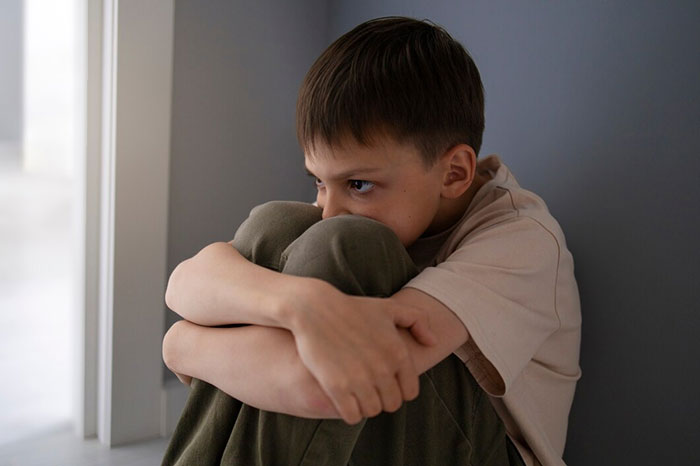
232, 200, 322, 269
281, 215, 417, 296
298, 214, 398, 252
245, 200, 320, 229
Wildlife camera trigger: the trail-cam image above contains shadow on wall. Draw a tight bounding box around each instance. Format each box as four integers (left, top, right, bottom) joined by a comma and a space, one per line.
547, 27, 700, 466
561, 126, 700, 465
391, 2, 700, 464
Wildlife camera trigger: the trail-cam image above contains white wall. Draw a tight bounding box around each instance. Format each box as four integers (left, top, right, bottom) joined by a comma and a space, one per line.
164, 0, 327, 352
22, 0, 80, 177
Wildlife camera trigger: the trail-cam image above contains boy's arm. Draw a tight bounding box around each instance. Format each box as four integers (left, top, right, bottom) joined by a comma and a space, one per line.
387, 287, 470, 374
165, 242, 307, 328
162, 320, 339, 419
163, 287, 468, 419
165, 241, 438, 424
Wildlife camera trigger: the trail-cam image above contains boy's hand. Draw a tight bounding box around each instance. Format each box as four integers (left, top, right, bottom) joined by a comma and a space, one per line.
286, 280, 437, 425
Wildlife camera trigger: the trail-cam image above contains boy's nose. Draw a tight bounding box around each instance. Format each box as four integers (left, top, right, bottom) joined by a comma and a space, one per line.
321, 196, 349, 219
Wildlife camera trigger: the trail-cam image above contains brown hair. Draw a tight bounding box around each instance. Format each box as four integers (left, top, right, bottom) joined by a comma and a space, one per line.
296, 16, 485, 165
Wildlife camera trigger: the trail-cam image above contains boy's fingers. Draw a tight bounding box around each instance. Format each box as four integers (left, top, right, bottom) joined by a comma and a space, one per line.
343, 395, 364, 425
376, 376, 403, 413
355, 385, 382, 418
389, 306, 418, 328
390, 307, 437, 346
409, 320, 437, 346
328, 388, 363, 425
396, 359, 420, 401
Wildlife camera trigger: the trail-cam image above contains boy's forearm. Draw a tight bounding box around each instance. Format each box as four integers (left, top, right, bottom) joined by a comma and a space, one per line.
162, 319, 339, 419
165, 241, 317, 328
164, 242, 440, 424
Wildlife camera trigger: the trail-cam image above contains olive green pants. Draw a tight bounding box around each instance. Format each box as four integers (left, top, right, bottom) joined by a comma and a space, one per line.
162, 201, 524, 466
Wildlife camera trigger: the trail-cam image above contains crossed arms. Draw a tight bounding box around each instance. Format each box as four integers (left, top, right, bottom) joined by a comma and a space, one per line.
162, 241, 470, 424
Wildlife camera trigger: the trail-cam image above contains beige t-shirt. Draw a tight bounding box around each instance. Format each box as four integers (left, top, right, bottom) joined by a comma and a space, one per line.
404, 154, 582, 466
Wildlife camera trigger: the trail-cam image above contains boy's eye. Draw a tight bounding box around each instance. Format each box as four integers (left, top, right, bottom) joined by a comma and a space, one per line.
314, 178, 325, 188
349, 180, 375, 193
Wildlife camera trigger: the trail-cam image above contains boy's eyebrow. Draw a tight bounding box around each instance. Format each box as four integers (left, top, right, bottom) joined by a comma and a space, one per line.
304, 165, 383, 180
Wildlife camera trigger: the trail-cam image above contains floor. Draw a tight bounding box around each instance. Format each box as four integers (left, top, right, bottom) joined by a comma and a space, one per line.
0, 423, 171, 466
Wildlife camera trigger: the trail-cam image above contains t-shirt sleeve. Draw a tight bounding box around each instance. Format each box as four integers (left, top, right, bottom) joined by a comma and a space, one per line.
403, 216, 561, 397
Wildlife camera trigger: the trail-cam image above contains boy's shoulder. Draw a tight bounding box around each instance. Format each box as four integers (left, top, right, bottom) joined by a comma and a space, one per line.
463, 154, 566, 243
411, 154, 569, 269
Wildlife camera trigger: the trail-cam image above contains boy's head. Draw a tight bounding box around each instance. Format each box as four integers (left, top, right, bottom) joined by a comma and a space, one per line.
297, 17, 487, 247
296, 16, 485, 165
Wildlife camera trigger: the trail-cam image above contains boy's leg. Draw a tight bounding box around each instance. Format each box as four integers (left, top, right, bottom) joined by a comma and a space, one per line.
348, 355, 523, 466
163, 203, 418, 466
162, 201, 324, 466
160, 378, 243, 466
231, 200, 324, 270
163, 201, 524, 465
217, 213, 421, 465
270, 215, 523, 466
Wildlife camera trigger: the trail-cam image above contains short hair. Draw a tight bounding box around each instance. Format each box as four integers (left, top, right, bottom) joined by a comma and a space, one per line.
296, 16, 485, 165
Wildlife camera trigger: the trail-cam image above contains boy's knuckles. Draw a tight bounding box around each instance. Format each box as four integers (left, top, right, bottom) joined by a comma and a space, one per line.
366, 404, 382, 418
397, 374, 419, 400
360, 395, 382, 417
371, 363, 393, 380
327, 378, 352, 395
334, 395, 353, 412
389, 345, 410, 365
342, 403, 362, 424
384, 397, 402, 413
407, 382, 420, 400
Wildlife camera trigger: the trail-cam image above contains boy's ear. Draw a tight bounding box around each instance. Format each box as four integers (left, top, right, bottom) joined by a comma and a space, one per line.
439, 144, 476, 199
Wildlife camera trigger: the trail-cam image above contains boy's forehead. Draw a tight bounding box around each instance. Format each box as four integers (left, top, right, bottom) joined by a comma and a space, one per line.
306, 135, 379, 158
304, 136, 419, 172
304, 146, 387, 179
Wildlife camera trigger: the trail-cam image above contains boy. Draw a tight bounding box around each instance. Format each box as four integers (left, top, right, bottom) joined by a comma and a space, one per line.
161, 16, 581, 466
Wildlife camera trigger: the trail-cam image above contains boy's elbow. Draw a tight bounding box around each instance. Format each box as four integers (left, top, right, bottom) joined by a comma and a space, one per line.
164, 242, 231, 311
164, 259, 189, 311
162, 322, 178, 371
162, 320, 185, 373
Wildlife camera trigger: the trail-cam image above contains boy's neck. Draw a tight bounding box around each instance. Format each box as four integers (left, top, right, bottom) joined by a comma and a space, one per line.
423, 170, 491, 237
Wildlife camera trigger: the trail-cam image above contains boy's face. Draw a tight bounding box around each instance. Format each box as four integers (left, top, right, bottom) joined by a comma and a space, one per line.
305, 136, 446, 247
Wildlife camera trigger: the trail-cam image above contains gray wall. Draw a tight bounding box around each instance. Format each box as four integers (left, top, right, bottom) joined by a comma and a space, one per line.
0, 0, 23, 166
166, 1, 700, 463
165, 0, 325, 341
326, 1, 699, 465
